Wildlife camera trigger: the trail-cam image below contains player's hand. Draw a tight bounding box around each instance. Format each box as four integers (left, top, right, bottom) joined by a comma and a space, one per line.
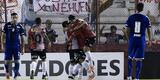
148, 40, 152, 47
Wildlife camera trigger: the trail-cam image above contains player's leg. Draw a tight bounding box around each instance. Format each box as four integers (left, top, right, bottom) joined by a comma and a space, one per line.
127, 43, 135, 80
68, 50, 76, 80
72, 50, 86, 80
127, 58, 133, 80
40, 49, 48, 79
77, 66, 83, 80
13, 49, 21, 79
134, 46, 145, 80
4, 60, 12, 79
135, 59, 142, 80
4, 49, 12, 79
83, 37, 95, 67
30, 50, 38, 79
83, 37, 96, 80
72, 63, 82, 79
13, 60, 20, 79
84, 48, 94, 67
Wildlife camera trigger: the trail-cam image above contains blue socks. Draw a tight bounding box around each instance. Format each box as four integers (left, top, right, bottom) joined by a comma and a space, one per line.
5, 61, 20, 78
135, 60, 142, 79
5, 64, 9, 73
128, 59, 142, 79
128, 59, 132, 77
14, 62, 20, 78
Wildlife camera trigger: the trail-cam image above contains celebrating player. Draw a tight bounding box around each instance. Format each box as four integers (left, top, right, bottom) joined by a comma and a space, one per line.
62, 20, 86, 80
28, 17, 51, 79
68, 15, 96, 80
124, 3, 152, 80
1, 13, 25, 80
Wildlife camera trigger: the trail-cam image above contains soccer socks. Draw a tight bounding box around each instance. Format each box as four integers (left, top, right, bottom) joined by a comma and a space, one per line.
14, 62, 20, 78
73, 64, 82, 75
31, 61, 37, 72
78, 67, 83, 79
85, 51, 94, 67
128, 59, 132, 77
128, 59, 142, 79
69, 64, 74, 76
5, 63, 9, 73
42, 61, 47, 75
135, 60, 142, 79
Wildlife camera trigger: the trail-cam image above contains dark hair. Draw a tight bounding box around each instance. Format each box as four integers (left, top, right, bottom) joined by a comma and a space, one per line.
110, 25, 117, 30
62, 21, 69, 28
136, 3, 144, 12
35, 17, 41, 24
68, 15, 75, 21
11, 13, 17, 16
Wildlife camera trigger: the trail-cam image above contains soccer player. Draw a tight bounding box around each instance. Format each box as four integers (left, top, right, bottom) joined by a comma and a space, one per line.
45, 19, 58, 44
28, 17, 51, 79
68, 15, 96, 80
1, 13, 25, 80
62, 20, 86, 80
124, 3, 152, 80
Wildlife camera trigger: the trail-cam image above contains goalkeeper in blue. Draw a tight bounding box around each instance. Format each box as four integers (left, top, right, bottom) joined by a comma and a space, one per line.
123, 3, 152, 80
1, 13, 25, 80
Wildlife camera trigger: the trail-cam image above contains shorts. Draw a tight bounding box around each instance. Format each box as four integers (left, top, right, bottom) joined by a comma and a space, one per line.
30, 49, 46, 60
68, 49, 86, 64
128, 40, 145, 59
5, 48, 20, 60
85, 37, 96, 47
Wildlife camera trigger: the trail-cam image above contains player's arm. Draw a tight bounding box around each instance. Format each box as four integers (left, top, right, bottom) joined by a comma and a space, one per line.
1, 31, 5, 51
44, 33, 51, 43
122, 27, 130, 41
72, 20, 86, 31
147, 27, 152, 47
28, 29, 32, 48
20, 25, 25, 55
20, 35, 25, 55
43, 29, 51, 47
146, 16, 152, 47
123, 16, 132, 41
1, 24, 7, 51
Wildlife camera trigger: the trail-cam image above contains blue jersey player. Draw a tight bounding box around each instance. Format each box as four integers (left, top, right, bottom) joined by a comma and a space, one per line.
1, 13, 25, 80
124, 3, 152, 80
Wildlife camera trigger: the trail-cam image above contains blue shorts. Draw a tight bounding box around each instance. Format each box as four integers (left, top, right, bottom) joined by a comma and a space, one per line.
5, 48, 20, 60
128, 40, 145, 59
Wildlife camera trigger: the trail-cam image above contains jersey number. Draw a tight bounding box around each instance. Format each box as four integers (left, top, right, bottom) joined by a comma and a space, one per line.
134, 21, 141, 37
135, 21, 141, 33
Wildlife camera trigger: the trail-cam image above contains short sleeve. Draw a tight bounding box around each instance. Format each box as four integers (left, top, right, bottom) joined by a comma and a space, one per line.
125, 16, 132, 28
146, 16, 151, 28
2, 23, 7, 33
19, 24, 25, 36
